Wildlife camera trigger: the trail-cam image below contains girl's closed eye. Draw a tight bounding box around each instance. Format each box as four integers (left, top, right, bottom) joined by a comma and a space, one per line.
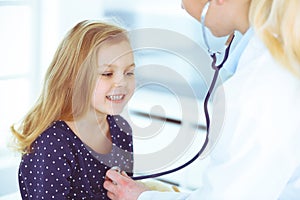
125, 70, 135, 76
102, 72, 113, 77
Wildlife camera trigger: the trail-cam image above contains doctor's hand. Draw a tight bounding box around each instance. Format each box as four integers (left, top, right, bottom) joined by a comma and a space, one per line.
104, 169, 149, 200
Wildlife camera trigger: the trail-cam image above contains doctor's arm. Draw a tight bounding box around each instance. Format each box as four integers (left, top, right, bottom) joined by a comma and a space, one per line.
103, 170, 191, 200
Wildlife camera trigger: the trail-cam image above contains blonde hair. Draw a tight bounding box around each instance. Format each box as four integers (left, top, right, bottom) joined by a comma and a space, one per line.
249, 0, 300, 77
11, 20, 129, 153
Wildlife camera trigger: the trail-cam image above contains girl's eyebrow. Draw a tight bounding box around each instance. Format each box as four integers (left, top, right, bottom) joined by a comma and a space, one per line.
126, 63, 136, 68
101, 63, 136, 68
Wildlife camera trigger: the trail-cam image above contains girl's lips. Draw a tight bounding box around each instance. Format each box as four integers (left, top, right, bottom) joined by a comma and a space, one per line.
106, 94, 125, 101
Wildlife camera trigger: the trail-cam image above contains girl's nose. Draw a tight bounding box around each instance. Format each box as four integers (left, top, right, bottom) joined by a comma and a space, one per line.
113, 74, 126, 87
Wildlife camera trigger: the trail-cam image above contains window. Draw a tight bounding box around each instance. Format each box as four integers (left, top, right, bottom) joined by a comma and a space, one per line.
0, 0, 40, 197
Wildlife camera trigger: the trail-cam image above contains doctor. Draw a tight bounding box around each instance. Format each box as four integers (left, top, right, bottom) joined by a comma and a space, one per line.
104, 0, 300, 199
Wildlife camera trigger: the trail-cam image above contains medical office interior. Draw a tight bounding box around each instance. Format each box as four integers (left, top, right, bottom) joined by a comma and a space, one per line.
0, 0, 242, 199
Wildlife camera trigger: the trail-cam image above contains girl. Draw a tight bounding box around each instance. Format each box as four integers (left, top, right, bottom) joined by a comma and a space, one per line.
11, 20, 136, 199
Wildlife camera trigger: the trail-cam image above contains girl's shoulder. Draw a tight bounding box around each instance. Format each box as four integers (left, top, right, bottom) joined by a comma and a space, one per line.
39, 120, 76, 140
30, 120, 80, 153
21, 121, 81, 167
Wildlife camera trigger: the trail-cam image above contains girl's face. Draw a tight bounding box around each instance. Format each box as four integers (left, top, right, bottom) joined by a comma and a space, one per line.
92, 40, 135, 116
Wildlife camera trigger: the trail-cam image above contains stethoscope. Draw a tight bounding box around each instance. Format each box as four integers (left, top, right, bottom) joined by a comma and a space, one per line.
114, 2, 235, 181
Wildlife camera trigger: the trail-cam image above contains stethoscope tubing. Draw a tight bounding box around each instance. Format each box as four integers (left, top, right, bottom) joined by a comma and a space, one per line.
131, 34, 235, 180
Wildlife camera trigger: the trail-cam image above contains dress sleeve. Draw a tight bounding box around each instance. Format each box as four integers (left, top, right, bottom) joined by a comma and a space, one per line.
19, 132, 73, 199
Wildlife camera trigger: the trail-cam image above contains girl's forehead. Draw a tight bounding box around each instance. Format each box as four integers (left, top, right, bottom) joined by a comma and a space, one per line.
97, 41, 134, 66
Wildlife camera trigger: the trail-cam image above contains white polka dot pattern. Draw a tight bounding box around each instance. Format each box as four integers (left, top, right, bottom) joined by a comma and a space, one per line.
19, 115, 134, 199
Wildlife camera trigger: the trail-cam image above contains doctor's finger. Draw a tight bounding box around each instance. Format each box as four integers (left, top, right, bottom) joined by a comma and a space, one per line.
106, 169, 125, 183
121, 171, 130, 177
103, 179, 116, 192
107, 191, 116, 200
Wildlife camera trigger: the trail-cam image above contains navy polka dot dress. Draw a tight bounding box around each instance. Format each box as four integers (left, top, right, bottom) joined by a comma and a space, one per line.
18, 115, 134, 200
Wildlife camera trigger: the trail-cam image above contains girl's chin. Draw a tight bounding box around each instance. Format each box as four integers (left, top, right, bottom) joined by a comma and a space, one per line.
92, 102, 127, 116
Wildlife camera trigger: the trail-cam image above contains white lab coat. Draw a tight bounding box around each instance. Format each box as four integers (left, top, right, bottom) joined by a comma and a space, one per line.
138, 34, 300, 199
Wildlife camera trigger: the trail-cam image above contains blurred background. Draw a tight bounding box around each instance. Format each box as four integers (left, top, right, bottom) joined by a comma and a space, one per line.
0, 0, 241, 198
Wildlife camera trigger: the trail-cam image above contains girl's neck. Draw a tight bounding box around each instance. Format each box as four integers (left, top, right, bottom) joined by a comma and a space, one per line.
66, 111, 112, 154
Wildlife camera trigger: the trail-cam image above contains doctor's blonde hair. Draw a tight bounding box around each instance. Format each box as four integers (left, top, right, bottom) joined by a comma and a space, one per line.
11, 20, 129, 153
249, 0, 300, 77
